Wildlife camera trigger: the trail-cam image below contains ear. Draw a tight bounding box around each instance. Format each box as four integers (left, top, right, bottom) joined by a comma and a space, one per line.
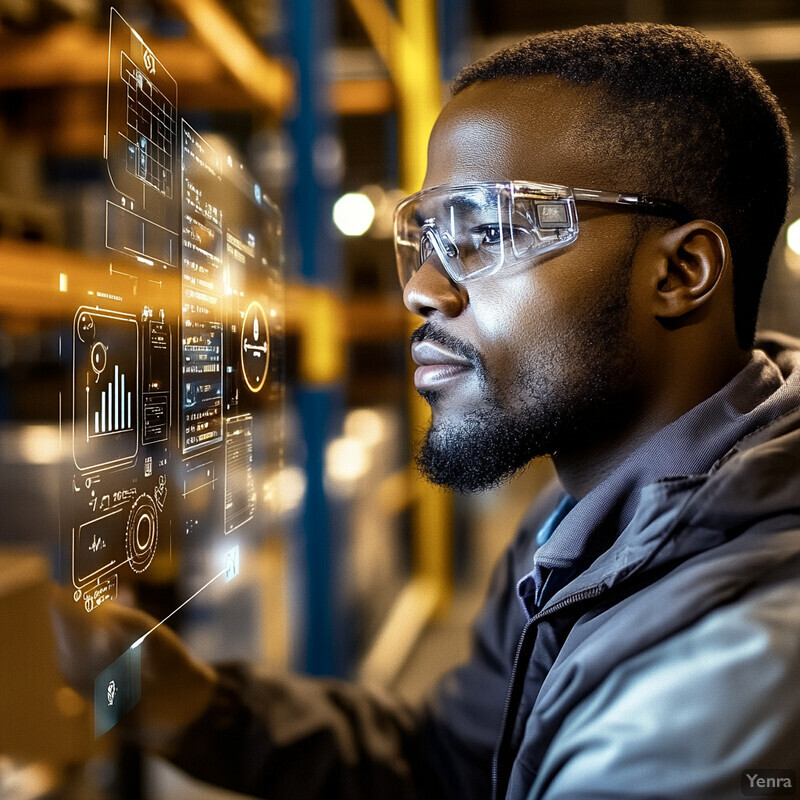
651, 220, 731, 320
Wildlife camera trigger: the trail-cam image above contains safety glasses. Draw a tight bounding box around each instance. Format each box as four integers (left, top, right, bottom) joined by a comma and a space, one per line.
394, 181, 692, 288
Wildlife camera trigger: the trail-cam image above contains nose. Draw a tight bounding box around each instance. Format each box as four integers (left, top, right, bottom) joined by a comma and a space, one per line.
403, 257, 467, 319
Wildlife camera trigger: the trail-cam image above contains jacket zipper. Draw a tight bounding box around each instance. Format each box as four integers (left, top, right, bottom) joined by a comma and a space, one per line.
491, 585, 605, 800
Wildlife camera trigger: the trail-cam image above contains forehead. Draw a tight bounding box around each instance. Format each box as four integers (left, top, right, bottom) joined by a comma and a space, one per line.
424, 76, 611, 190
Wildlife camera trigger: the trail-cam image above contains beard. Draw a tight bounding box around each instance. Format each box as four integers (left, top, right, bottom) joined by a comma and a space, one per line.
413, 267, 637, 493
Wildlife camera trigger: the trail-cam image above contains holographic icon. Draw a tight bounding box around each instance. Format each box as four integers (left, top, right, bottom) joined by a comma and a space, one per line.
143, 49, 156, 75
225, 545, 240, 582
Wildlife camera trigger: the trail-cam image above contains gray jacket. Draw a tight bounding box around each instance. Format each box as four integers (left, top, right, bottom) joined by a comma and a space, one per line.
173, 335, 800, 799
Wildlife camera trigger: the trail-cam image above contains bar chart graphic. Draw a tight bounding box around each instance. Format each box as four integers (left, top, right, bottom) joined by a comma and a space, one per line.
74, 308, 139, 471
92, 364, 133, 436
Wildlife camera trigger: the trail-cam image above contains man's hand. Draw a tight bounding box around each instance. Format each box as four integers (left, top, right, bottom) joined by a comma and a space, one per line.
49, 586, 218, 755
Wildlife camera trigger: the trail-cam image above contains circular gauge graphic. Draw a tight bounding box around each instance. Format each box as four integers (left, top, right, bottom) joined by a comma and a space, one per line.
241, 300, 270, 393
126, 493, 158, 573
90, 341, 108, 376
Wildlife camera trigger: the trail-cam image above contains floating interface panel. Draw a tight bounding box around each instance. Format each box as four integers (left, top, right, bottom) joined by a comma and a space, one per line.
105, 8, 179, 267
61, 7, 284, 668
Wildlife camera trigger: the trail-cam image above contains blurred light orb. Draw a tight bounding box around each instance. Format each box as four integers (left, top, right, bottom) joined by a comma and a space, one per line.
326, 437, 370, 484
787, 218, 800, 256
333, 192, 375, 236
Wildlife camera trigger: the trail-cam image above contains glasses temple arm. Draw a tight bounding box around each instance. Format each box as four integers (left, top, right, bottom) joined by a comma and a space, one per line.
573, 188, 694, 224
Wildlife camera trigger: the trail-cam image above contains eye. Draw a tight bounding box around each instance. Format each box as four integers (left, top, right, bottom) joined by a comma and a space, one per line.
480, 226, 503, 245
474, 224, 527, 246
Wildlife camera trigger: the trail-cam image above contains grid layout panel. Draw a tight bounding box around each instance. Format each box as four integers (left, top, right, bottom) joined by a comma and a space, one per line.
121, 53, 176, 198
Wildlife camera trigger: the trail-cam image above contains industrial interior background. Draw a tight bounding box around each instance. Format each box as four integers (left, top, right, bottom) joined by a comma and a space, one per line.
0, 0, 799, 797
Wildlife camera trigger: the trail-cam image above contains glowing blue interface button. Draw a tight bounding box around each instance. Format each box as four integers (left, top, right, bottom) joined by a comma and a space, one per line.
94, 646, 141, 737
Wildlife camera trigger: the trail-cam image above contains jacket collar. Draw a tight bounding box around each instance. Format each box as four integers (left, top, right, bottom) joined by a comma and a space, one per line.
520, 334, 800, 617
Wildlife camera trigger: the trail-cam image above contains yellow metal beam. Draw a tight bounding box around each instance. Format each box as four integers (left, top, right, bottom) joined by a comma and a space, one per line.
0, 23, 397, 116
347, 0, 442, 191
349, 0, 452, 638
357, 576, 441, 685
331, 78, 395, 115
396, 0, 442, 193
393, 1, 451, 615
287, 285, 346, 386
347, 0, 407, 78
161, 0, 294, 114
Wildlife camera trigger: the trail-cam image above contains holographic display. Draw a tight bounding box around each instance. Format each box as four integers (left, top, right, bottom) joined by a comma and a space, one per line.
61, 9, 284, 670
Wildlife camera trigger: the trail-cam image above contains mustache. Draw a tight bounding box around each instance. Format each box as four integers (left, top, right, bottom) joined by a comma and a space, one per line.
409, 322, 483, 370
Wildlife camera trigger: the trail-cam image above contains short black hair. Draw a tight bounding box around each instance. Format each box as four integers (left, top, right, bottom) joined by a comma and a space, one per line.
452, 23, 794, 348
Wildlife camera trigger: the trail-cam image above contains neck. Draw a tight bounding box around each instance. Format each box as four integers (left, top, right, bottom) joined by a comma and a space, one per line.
552, 347, 752, 500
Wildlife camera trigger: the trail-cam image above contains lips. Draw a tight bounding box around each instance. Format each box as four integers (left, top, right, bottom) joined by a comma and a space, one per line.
411, 340, 474, 392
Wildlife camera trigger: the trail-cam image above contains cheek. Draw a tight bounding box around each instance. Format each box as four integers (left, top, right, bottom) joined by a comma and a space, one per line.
469, 260, 576, 332
466, 273, 551, 372
465, 256, 615, 385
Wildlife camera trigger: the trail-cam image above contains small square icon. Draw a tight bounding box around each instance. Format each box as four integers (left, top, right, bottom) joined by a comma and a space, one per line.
94, 646, 141, 737
225, 545, 240, 582
536, 202, 570, 227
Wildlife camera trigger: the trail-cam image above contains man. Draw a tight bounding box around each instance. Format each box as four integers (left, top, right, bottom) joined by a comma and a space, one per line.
54, 22, 800, 799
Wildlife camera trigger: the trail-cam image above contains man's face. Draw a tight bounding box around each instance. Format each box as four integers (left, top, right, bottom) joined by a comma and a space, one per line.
403, 77, 648, 492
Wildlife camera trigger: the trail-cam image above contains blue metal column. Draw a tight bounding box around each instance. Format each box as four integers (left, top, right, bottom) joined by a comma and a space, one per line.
438, 0, 471, 82
280, 0, 345, 676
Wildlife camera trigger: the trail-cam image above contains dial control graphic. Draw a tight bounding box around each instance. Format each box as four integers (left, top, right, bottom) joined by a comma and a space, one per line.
125, 493, 159, 573
241, 300, 269, 393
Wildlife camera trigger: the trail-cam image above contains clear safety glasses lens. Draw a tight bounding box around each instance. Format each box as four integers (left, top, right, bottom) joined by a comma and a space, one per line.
394, 182, 579, 289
